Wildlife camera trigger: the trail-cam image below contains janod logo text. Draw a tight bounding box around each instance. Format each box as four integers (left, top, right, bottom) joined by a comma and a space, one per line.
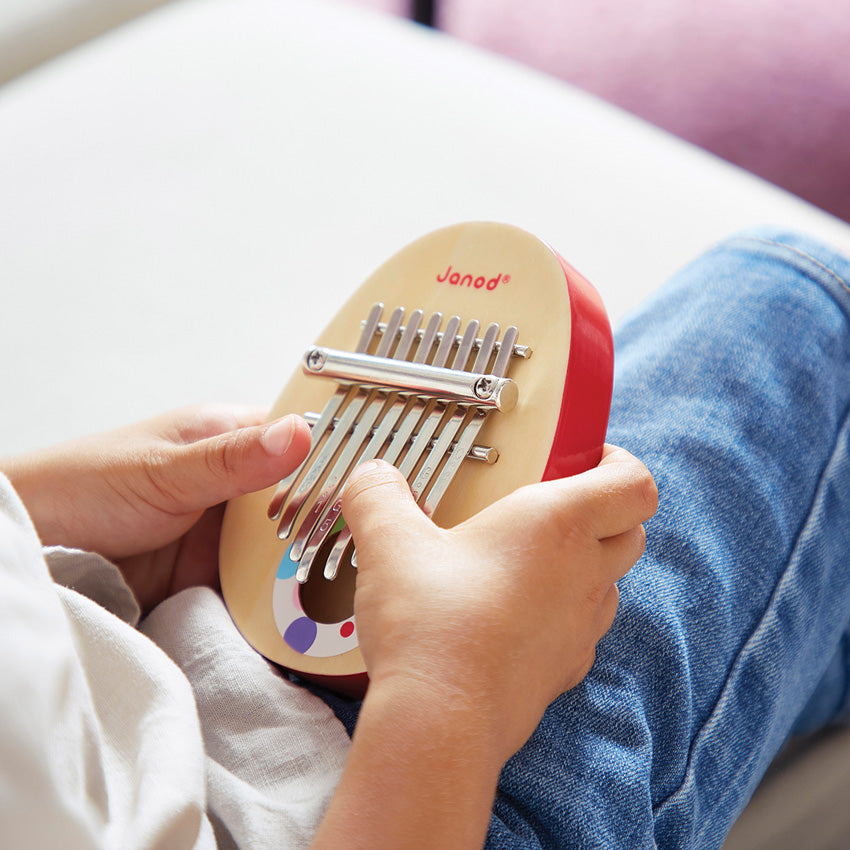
436, 264, 511, 291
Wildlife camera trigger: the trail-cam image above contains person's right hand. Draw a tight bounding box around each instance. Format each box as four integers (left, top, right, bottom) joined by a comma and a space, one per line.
342, 445, 657, 764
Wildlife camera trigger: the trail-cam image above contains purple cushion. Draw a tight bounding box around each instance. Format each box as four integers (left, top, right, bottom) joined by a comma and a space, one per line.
382, 0, 850, 223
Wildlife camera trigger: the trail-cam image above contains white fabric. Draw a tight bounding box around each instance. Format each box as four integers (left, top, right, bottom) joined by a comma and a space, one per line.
0, 474, 211, 848
46, 545, 142, 627
142, 589, 350, 850
0, 474, 350, 849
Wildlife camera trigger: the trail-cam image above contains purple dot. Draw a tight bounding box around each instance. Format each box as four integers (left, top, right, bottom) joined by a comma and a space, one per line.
284, 617, 317, 654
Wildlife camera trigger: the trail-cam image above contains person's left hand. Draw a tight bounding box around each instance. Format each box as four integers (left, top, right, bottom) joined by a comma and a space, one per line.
1, 406, 311, 611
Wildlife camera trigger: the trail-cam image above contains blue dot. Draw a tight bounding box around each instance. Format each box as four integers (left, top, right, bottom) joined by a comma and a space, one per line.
276, 545, 299, 580
284, 617, 317, 654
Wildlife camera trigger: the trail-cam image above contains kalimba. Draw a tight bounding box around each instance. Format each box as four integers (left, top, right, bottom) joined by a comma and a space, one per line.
219, 222, 613, 696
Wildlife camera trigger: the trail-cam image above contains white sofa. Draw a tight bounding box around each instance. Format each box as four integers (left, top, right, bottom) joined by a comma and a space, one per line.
1, 1, 849, 845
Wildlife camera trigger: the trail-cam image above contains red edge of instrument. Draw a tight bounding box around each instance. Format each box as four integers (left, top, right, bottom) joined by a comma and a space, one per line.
542, 254, 614, 481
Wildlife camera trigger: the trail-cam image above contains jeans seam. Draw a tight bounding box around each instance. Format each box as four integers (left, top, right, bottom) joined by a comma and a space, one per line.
729, 234, 850, 303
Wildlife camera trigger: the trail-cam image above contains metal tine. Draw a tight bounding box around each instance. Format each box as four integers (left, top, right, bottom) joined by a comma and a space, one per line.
293, 309, 422, 579
268, 303, 384, 521
423, 326, 518, 515
396, 316, 463, 481
491, 325, 519, 377
473, 322, 501, 373
409, 406, 467, 503
322, 312, 443, 580
277, 307, 404, 541
454, 319, 483, 371
409, 320, 493, 502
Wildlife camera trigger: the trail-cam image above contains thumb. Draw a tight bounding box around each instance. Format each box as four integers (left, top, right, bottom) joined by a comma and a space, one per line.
341, 459, 427, 547
167, 414, 311, 511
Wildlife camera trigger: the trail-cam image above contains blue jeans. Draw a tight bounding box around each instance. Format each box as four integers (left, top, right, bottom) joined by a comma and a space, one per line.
485, 227, 850, 848
320, 228, 850, 848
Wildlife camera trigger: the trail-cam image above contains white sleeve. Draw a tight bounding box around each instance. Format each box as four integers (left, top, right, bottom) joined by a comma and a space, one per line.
0, 475, 216, 850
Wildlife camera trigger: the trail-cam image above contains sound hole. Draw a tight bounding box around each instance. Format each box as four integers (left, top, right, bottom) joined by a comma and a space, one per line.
298, 534, 357, 624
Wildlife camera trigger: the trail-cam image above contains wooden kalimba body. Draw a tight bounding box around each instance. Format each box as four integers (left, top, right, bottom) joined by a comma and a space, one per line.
219, 222, 613, 696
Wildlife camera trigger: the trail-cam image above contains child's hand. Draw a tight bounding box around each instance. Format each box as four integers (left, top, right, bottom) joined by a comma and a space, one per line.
2, 406, 310, 611
342, 446, 657, 763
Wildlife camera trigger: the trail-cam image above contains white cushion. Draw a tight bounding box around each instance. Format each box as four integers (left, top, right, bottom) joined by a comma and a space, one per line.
0, 0, 172, 83
2, 0, 848, 455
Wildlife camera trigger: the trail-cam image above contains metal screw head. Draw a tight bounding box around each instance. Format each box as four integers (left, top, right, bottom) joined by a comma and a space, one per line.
307, 348, 326, 371
474, 376, 495, 399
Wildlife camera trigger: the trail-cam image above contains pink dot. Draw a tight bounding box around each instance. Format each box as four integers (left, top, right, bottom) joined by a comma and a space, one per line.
340, 621, 354, 639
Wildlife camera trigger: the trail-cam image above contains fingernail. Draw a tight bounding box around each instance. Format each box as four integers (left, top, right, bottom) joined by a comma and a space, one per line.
345, 459, 385, 485
261, 416, 296, 456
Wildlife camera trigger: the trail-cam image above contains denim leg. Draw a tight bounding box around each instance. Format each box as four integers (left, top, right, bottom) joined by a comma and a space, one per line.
486, 228, 850, 849
791, 631, 850, 735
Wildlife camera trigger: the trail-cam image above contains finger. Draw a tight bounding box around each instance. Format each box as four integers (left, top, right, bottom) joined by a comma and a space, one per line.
162, 414, 311, 510
341, 459, 429, 549
557, 446, 658, 539
596, 443, 635, 467
598, 523, 647, 582
160, 404, 271, 444
483, 453, 654, 548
